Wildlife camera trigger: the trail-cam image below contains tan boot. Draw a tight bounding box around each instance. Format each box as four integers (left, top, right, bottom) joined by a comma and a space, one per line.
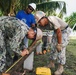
54, 64, 64, 75
46, 60, 55, 68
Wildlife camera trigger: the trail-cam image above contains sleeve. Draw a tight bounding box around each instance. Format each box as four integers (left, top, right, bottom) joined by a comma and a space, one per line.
49, 16, 61, 29
9, 25, 26, 55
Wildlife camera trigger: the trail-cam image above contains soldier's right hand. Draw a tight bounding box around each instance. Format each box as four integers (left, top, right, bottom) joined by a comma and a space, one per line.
56, 44, 62, 52
20, 49, 29, 56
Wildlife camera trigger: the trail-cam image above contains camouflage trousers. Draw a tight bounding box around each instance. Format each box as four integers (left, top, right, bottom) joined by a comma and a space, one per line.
0, 30, 13, 73
50, 27, 71, 65
0, 30, 6, 72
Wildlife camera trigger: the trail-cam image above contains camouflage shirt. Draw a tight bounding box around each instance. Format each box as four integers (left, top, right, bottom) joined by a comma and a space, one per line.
0, 16, 29, 55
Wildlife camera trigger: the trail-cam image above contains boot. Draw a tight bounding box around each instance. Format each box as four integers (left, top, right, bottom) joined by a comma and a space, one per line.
54, 64, 64, 75
46, 60, 55, 68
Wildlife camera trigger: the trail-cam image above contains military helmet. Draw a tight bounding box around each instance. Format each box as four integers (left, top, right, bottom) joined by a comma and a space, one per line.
35, 11, 46, 23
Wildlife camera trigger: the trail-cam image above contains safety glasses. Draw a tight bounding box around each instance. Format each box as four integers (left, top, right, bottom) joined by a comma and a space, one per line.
28, 6, 34, 11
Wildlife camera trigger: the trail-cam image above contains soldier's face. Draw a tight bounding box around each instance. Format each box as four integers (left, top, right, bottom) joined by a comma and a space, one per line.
39, 18, 48, 26
27, 29, 36, 39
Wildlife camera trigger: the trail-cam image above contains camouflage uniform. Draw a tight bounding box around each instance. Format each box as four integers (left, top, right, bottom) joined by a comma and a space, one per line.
0, 16, 29, 72
47, 16, 71, 65
50, 27, 71, 65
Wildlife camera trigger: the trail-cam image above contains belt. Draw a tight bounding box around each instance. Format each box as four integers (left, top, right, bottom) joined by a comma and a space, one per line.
62, 25, 69, 31
65, 25, 69, 29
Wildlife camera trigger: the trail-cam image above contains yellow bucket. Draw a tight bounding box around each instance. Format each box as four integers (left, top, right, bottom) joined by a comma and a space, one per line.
36, 67, 51, 75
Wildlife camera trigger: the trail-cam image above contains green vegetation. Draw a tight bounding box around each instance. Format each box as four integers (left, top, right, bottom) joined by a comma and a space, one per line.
65, 13, 76, 28
67, 40, 76, 56
0, 0, 66, 18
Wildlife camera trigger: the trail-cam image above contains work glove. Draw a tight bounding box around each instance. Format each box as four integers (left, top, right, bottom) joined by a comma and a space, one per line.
56, 44, 62, 52
20, 49, 29, 56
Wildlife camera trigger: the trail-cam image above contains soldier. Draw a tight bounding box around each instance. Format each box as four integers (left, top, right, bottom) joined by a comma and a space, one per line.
0, 16, 42, 74
35, 11, 71, 75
